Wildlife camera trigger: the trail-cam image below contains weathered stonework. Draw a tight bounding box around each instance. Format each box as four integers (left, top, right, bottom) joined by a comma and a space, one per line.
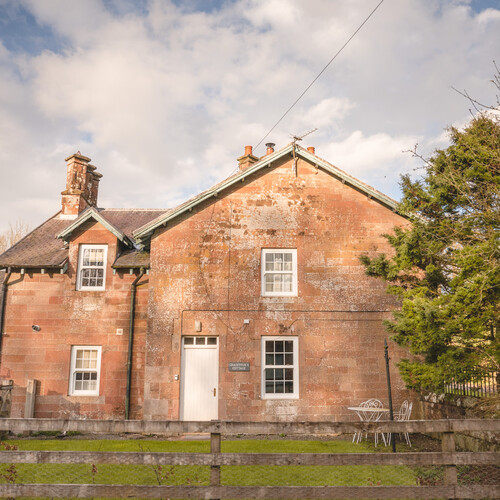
143, 155, 410, 421
1, 222, 148, 419
0, 146, 413, 421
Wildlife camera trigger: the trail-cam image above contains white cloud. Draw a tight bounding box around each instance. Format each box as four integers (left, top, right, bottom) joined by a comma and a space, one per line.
0, 0, 499, 234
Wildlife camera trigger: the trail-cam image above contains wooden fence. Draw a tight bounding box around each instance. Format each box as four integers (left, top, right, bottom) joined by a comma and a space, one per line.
0, 418, 499, 499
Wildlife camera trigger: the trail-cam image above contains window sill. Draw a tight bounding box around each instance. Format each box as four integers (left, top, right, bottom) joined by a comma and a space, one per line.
262, 395, 299, 400
67, 394, 102, 400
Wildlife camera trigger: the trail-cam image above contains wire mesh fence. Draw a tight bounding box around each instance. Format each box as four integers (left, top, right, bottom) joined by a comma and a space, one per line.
0, 418, 498, 499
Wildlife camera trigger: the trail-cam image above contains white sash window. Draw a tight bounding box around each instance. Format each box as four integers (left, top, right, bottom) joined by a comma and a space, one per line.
77, 245, 107, 291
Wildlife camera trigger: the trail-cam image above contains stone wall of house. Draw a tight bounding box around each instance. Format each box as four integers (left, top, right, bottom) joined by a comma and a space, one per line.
144, 154, 412, 421
0, 221, 148, 419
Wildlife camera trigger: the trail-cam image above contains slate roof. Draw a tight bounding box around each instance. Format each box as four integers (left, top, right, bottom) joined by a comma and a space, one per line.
0, 209, 165, 269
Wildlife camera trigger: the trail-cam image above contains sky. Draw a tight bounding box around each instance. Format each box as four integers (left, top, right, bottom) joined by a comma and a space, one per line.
0, 0, 499, 235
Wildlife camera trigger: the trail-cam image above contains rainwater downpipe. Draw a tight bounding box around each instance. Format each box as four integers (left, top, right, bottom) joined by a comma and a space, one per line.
0, 268, 13, 355
125, 267, 145, 420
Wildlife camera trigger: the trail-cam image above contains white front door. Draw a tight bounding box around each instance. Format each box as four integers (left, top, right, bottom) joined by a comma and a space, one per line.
180, 336, 219, 421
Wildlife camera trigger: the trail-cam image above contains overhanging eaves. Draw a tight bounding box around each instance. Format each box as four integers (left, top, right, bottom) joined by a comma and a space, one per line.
133, 144, 399, 242
56, 207, 132, 246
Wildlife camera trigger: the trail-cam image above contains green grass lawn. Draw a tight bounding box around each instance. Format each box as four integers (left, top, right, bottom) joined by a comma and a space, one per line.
0, 437, 417, 487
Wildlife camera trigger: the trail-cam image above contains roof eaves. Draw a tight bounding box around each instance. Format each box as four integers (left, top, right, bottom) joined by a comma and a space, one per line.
0, 257, 68, 270
133, 144, 295, 241
56, 207, 130, 245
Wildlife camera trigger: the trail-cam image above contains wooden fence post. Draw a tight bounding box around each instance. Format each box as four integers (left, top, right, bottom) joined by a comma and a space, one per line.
442, 429, 457, 499
210, 431, 221, 500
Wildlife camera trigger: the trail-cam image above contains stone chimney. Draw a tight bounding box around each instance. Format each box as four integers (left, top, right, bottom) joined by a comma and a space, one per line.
61, 152, 103, 216
237, 145, 259, 172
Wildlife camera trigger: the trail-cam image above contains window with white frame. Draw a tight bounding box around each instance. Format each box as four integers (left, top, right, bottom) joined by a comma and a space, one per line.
261, 336, 298, 399
69, 346, 101, 396
261, 249, 297, 296
77, 245, 107, 291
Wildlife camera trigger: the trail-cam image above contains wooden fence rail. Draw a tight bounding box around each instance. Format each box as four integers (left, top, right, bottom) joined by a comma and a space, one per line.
1, 417, 499, 434
0, 418, 498, 499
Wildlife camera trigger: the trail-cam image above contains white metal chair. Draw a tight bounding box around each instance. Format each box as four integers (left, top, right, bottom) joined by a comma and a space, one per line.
387, 400, 413, 447
352, 399, 387, 446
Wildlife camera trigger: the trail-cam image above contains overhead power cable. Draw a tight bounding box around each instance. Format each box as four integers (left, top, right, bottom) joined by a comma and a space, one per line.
254, 0, 385, 151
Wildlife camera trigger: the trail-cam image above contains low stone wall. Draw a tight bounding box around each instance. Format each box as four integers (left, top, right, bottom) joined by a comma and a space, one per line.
419, 392, 500, 451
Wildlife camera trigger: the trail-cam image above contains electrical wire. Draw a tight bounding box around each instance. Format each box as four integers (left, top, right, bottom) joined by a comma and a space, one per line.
254, 0, 385, 151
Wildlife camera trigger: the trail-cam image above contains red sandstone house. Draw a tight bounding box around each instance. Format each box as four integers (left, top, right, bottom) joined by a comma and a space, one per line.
0, 144, 411, 421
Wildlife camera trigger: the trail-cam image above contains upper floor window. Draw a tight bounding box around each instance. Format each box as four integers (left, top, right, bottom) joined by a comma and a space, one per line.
69, 346, 101, 396
261, 249, 297, 296
77, 245, 107, 291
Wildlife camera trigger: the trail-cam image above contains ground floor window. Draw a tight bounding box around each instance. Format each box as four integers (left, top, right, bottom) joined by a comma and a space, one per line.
261, 336, 298, 399
69, 346, 101, 396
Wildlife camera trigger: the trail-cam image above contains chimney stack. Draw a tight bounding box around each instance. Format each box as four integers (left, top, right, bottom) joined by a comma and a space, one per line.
265, 143, 275, 155
237, 145, 259, 171
61, 152, 102, 216
307, 146, 315, 155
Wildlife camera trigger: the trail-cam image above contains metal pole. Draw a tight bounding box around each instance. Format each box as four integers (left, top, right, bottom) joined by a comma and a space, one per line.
384, 338, 396, 452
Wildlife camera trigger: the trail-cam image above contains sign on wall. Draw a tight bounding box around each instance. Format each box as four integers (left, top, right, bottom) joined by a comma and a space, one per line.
228, 362, 250, 372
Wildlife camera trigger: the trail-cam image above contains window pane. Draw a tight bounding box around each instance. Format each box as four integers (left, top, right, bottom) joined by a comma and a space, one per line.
195, 337, 205, 345
283, 253, 292, 270
184, 337, 194, 345
265, 382, 274, 393
275, 353, 284, 365
285, 341, 293, 352
285, 381, 294, 393
274, 369, 284, 380
285, 368, 294, 380
275, 382, 284, 393
273, 254, 283, 271
265, 368, 274, 381
265, 253, 274, 271
265, 354, 274, 365
275, 341, 284, 353
207, 337, 217, 345
285, 353, 293, 365
265, 274, 274, 292
265, 341, 274, 353
274, 274, 282, 291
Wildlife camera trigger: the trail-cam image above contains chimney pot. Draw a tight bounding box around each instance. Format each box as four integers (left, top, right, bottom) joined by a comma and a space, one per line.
265, 143, 275, 155
307, 146, 315, 154
244, 145, 253, 156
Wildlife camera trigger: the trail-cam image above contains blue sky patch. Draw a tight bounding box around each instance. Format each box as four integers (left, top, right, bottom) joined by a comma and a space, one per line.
0, 3, 67, 55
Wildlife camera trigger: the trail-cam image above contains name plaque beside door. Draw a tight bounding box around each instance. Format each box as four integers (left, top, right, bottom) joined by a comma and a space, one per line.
228, 362, 250, 372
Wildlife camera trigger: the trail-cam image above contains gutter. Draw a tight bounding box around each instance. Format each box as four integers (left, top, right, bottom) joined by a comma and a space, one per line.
0, 268, 12, 356
125, 267, 145, 420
